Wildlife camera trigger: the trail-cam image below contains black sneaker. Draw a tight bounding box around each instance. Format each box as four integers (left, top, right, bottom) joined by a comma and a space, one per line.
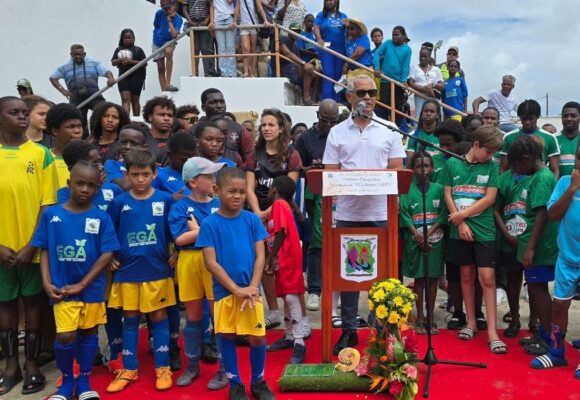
333, 330, 358, 355
267, 337, 294, 352
229, 383, 249, 400
169, 346, 182, 371
250, 380, 275, 400
201, 343, 218, 363
447, 311, 467, 330
476, 311, 488, 331
290, 343, 306, 364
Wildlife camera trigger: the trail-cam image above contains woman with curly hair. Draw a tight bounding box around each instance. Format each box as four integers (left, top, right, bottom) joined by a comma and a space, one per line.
89, 101, 130, 162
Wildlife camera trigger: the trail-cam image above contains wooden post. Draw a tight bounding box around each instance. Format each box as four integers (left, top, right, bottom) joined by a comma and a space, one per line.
190, 28, 197, 77
390, 81, 396, 122
321, 196, 334, 363
386, 195, 399, 278
274, 25, 281, 78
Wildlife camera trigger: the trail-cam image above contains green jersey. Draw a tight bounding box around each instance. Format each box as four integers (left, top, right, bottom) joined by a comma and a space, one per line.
399, 182, 447, 278
405, 129, 440, 155
500, 128, 560, 163
556, 132, 579, 176
516, 167, 558, 265
442, 157, 499, 242
304, 186, 322, 249
496, 171, 532, 253
431, 153, 447, 184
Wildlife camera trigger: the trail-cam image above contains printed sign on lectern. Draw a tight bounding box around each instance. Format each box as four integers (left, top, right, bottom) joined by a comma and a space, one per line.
340, 234, 378, 283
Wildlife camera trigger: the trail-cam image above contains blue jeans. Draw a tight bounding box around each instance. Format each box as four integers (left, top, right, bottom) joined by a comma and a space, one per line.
335, 220, 386, 331
215, 17, 236, 77
499, 122, 518, 133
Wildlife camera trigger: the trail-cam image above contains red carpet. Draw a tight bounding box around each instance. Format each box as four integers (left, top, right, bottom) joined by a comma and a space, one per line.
86, 328, 580, 400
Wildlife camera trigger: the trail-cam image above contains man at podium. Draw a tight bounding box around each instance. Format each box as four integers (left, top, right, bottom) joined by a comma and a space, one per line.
322, 74, 406, 354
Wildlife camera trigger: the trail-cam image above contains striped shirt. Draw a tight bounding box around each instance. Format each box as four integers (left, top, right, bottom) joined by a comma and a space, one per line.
482, 89, 519, 124
186, 0, 210, 21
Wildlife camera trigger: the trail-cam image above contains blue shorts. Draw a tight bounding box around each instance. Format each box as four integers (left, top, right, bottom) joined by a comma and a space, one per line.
524, 265, 555, 284
553, 258, 580, 300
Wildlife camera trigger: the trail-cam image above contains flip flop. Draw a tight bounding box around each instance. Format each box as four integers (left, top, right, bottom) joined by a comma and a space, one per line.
0, 371, 23, 395
531, 354, 567, 369
415, 323, 427, 335
332, 315, 342, 328
78, 390, 101, 400
489, 340, 508, 354
21, 372, 46, 395
458, 327, 475, 340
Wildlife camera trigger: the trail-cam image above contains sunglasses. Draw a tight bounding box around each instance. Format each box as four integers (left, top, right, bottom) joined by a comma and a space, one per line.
347, 25, 358, 31
180, 116, 199, 124
355, 89, 378, 98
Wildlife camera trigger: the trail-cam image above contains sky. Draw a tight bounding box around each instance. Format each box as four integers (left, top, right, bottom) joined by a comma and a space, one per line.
0, 1, 576, 118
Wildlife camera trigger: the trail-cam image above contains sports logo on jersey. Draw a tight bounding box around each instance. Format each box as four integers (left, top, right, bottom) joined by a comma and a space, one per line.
211, 207, 219, 214
186, 207, 194, 214
101, 189, 114, 201
432, 199, 440, 208
26, 161, 35, 174
121, 204, 132, 212
453, 175, 461, 180
50, 216, 62, 223
85, 218, 100, 234
98, 205, 108, 211
155, 345, 169, 353
521, 189, 528, 199
410, 203, 418, 209
127, 224, 157, 247
120, 165, 127, 172
476, 175, 489, 184
167, 176, 177, 182
152, 202, 165, 216
57, 239, 87, 262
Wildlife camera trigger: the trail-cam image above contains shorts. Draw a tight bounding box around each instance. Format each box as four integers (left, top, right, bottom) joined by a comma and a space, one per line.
117, 72, 146, 96
524, 265, 555, 284
108, 277, 177, 313
54, 301, 107, 333
553, 258, 580, 300
498, 252, 523, 272
450, 239, 497, 268
239, 28, 257, 36
446, 262, 461, 283
177, 250, 214, 302
152, 43, 176, 61
0, 263, 43, 302
214, 294, 265, 336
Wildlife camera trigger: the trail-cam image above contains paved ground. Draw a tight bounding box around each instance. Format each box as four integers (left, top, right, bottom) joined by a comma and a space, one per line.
2, 283, 580, 399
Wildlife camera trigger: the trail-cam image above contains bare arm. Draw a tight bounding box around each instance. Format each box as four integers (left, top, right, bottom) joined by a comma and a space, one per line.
250, 240, 266, 288
49, 77, 72, 99
494, 203, 517, 250
245, 171, 262, 214
448, 187, 497, 225
500, 155, 509, 174
548, 155, 560, 181
548, 170, 580, 220
472, 96, 486, 114
40, 249, 63, 302
522, 207, 548, 267
60, 252, 115, 297
202, 246, 260, 297
387, 158, 404, 170
174, 216, 200, 247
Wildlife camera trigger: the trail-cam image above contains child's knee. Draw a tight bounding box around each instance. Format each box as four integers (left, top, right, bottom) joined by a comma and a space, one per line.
79, 326, 98, 337
57, 331, 77, 344
248, 335, 265, 347
149, 308, 167, 322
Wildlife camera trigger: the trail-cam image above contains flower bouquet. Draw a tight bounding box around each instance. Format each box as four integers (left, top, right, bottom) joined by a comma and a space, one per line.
355, 278, 419, 399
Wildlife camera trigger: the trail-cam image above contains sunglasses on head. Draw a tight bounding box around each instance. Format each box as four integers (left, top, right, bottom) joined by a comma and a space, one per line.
355, 89, 378, 98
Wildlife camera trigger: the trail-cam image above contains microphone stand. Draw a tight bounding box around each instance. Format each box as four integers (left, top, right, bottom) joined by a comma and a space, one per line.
355, 110, 486, 398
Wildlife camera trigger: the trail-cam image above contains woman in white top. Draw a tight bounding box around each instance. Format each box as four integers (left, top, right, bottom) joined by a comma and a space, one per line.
212, 0, 240, 77
239, 0, 270, 77
280, 0, 307, 34
407, 48, 443, 117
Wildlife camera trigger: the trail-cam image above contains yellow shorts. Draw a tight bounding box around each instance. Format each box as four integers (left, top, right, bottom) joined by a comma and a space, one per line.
54, 301, 107, 333
108, 277, 176, 313
177, 249, 214, 302
214, 294, 265, 336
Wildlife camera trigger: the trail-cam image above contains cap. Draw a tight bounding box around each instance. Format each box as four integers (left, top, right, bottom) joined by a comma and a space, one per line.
342, 18, 368, 35
182, 157, 225, 182
289, 22, 302, 32
16, 78, 32, 89
448, 46, 459, 54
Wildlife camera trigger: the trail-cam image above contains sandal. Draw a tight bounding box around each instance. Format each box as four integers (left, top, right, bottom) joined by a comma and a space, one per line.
21, 372, 46, 394
524, 341, 549, 356
264, 318, 281, 330
476, 312, 487, 331
0, 371, 23, 395
489, 340, 508, 354
357, 316, 368, 328
502, 311, 512, 324
531, 354, 567, 369
519, 332, 542, 346
458, 327, 475, 340
48, 395, 71, 400
504, 320, 521, 339
415, 323, 427, 335
38, 349, 56, 366
332, 315, 342, 328
78, 389, 101, 400
430, 323, 440, 335
18, 330, 25, 346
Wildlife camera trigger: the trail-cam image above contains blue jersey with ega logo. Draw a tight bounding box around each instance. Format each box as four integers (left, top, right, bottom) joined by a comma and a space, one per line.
168, 197, 220, 250
108, 190, 173, 283
31, 204, 120, 303
57, 182, 123, 211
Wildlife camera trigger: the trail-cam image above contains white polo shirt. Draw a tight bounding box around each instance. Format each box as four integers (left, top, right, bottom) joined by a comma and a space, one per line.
322, 114, 406, 221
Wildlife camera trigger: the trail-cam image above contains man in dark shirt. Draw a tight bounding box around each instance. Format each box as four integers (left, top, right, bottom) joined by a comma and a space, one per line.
143, 96, 177, 166
183, 0, 218, 77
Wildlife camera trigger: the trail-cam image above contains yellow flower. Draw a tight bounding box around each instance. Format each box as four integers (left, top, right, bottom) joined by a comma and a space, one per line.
401, 303, 412, 315
384, 282, 395, 290
388, 311, 400, 324
394, 296, 404, 306
368, 299, 374, 311
375, 304, 388, 320
372, 289, 386, 302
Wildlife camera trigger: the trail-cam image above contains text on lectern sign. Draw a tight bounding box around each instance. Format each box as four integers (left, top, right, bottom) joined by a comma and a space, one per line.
322, 170, 398, 196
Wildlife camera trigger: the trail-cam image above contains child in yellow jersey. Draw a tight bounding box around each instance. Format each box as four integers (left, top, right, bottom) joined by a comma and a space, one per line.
46, 103, 83, 188
0, 96, 58, 395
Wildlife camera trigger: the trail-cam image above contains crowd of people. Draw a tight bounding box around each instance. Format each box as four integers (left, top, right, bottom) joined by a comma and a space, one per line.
2, 1, 580, 400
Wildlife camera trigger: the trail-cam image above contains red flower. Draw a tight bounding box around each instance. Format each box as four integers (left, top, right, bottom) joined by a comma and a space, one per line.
401, 329, 419, 353
389, 379, 404, 396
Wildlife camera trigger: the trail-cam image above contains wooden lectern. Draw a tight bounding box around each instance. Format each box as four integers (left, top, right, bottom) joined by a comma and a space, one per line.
306, 169, 413, 363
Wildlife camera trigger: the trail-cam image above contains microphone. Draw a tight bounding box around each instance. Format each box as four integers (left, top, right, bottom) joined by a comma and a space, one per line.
352, 101, 368, 119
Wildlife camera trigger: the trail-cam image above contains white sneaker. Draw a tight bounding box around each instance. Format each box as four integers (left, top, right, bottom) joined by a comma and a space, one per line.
523, 285, 529, 303
496, 288, 507, 305
302, 320, 312, 339
306, 294, 320, 311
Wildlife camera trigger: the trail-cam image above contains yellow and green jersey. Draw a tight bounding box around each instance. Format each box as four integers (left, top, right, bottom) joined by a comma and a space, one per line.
50, 150, 70, 189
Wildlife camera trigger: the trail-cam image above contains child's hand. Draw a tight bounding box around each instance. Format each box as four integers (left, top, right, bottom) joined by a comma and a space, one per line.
505, 235, 518, 251
265, 255, 277, 276
0, 244, 16, 266
234, 286, 260, 299
187, 215, 199, 231
458, 222, 474, 241
448, 210, 465, 226
108, 258, 120, 272
571, 169, 580, 191
60, 283, 84, 297
522, 247, 535, 268
168, 251, 179, 269
44, 284, 63, 302
172, 188, 185, 202
413, 232, 424, 247
240, 295, 262, 312
13, 244, 36, 268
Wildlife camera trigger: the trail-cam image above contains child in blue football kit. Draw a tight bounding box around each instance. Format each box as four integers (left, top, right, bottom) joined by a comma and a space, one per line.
196, 168, 275, 400
104, 123, 149, 191
32, 162, 120, 400
531, 142, 580, 377
106, 149, 177, 393
153, 132, 197, 195
169, 157, 227, 389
